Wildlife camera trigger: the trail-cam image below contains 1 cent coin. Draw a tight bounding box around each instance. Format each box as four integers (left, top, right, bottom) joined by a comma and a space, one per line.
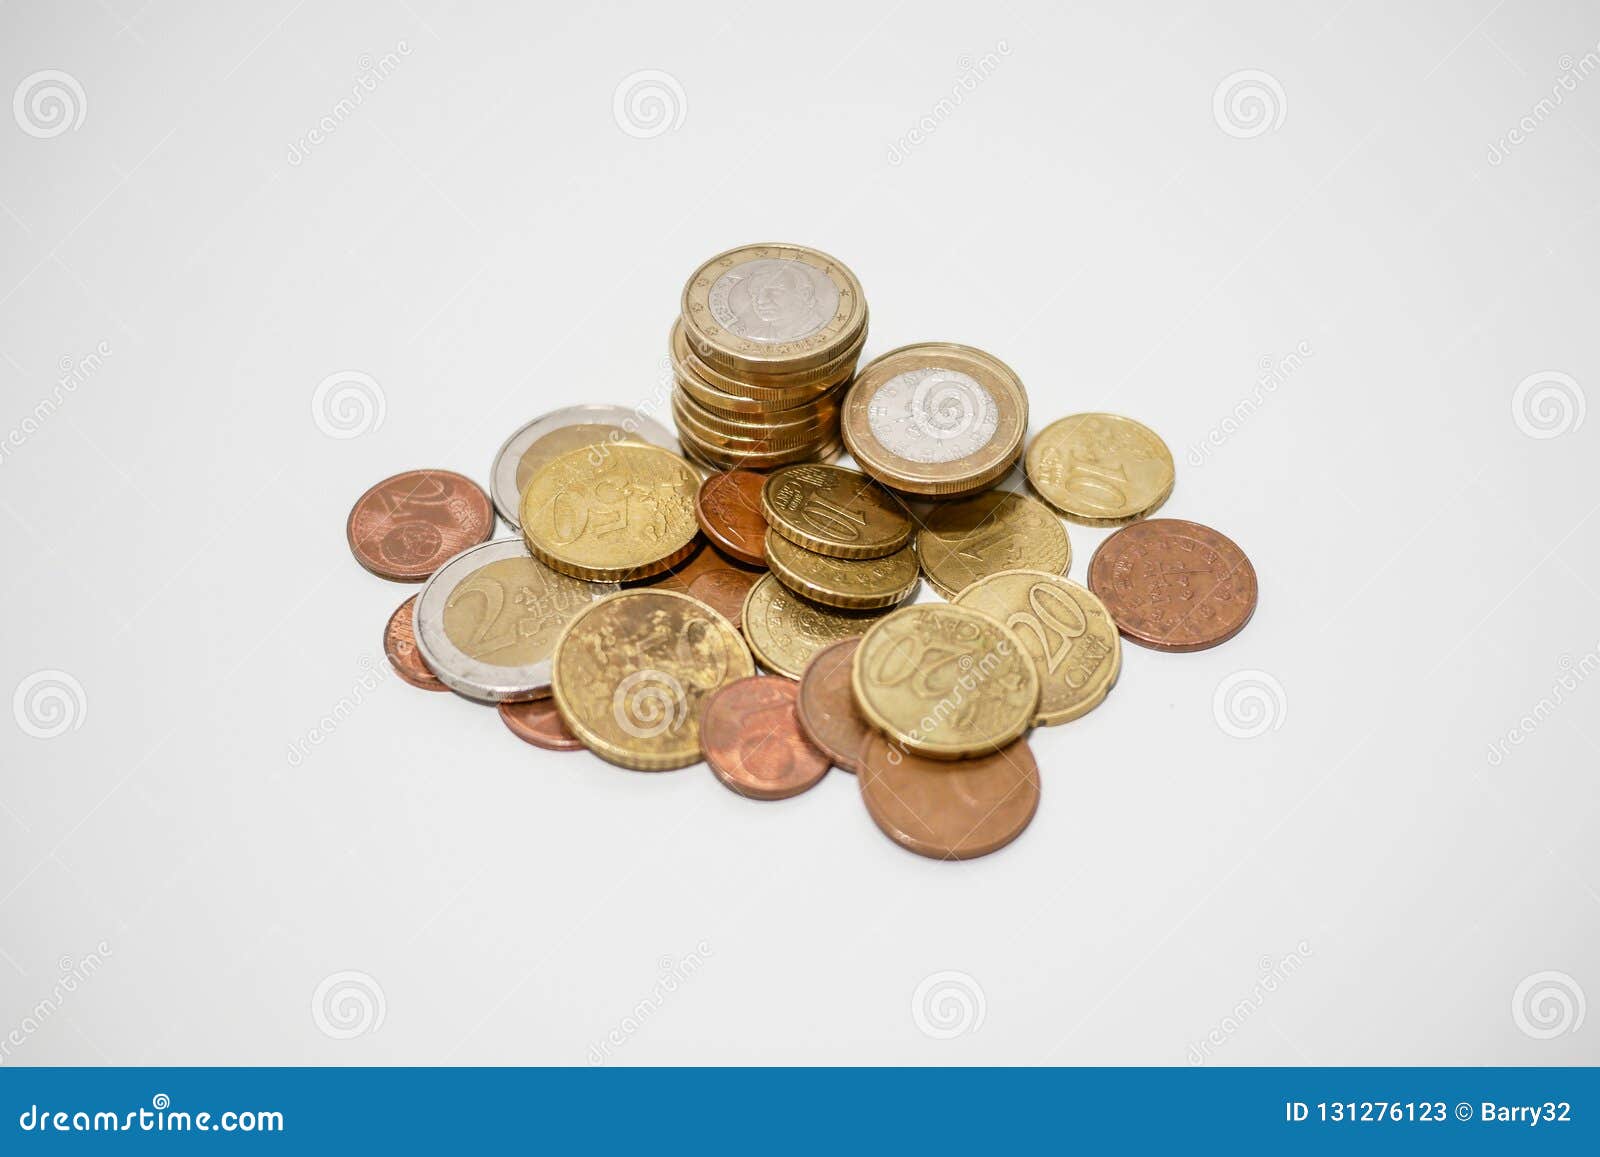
795, 638, 872, 773
499, 699, 583, 751
858, 733, 1040, 860
384, 595, 448, 691
346, 469, 494, 581
1087, 518, 1257, 652
695, 470, 769, 566
700, 676, 830, 800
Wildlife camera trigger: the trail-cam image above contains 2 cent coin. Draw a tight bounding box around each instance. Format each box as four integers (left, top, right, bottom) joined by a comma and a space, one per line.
346, 469, 494, 581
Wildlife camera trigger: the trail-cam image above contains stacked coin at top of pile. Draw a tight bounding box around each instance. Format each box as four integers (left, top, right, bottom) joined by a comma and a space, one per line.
670, 242, 868, 471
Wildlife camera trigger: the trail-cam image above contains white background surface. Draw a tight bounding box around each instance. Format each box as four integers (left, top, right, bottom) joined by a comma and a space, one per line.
2, 0, 1597, 1065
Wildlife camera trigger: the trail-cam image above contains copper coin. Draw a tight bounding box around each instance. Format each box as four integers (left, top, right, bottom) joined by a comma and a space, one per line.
346, 469, 493, 581
499, 699, 583, 751
700, 676, 830, 800
695, 469, 769, 566
383, 595, 448, 691
858, 734, 1040, 861
795, 637, 871, 773
1086, 517, 1258, 652
643, 544, 763, 628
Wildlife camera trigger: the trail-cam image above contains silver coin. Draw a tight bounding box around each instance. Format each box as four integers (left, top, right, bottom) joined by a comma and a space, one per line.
489, 405, 678, 529
864, 366, 1000, 464
708, 258, 840, 344
413, 538, 617, 703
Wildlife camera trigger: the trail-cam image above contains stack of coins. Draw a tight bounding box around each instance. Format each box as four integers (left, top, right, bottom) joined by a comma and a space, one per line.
670, 243, 868, 471
343, 241, 1264, 864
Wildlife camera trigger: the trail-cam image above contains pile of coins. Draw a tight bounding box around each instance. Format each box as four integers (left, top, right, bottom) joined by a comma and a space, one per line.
670, 243, 867, 470
347, 241, 1259, 863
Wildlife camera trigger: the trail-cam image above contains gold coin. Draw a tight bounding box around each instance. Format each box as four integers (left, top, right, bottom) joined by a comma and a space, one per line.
914, 490, 1070, 599
953, 569, 1120, 726
764, 529, 918, 610
520, 443, 700, 581
761, 464, 911, 560
681, 243, 868, 376
551, 589, 754, 770
678, 431, 843, 473
851, 603, 1038, 760
740, 573, 892, 679
1024, 413, 1175, 525
674, 364, 843, 420
841, 343, 1028, 498
671, 386, 839, 437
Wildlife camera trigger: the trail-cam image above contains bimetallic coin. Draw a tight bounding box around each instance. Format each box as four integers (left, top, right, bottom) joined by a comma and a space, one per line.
413, 539, 618, 702
761, 464, 911, 560
682, 243, 867, 375
764, 530, 918, 610
520, 443, 701, 582
914, 490, 1070, 599
858, 734, 1040, 860
550, 589, 755, 771
490, 406, 678, 530
954, 570, 1120, 725
842, 344, 1028, 498
347, 469, 493, 581
700, 676, 830, 800
1087, 518, 1257, 652
384, 596, 448, 691
740, 573, 892, 680
1025, 413, 1175, 525
795, 638, 872, 773
499, 699, 583, 751
851, 603, 1039, 760
695, 470, 769, 567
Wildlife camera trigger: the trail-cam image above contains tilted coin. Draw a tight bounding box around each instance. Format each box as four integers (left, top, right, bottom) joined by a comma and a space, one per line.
347, 469, 494, 581
740, 573, 893, 680
764, 530, 918, 610
914, 489, 1070, 599
681, 242, 867, 375
490, 405, 678, 530
842, 343, 1028, 498
858, 734, 1040, 861
520, 443, 701, 581
761, 464, 911, 560
954, 570, 1120, 725
499, 699, 583, 751
795, 638, 871, 773
700, 676, 830, 800
384, 595, 448, 691
695, 470, 769, 567
851, 603, 1039, 760
1087, 518, 1257, 652
550, 589, 755, 771
1025, 413, 1175, 525
413, 538, 618, 702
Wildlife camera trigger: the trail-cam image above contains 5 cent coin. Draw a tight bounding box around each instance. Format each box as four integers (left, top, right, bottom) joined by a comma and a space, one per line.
858, 734, 1040, 860
384, 595, 448, 691
796, 638, 872, 773
695, 469, 769, 566
1087, 518, 1257, 652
